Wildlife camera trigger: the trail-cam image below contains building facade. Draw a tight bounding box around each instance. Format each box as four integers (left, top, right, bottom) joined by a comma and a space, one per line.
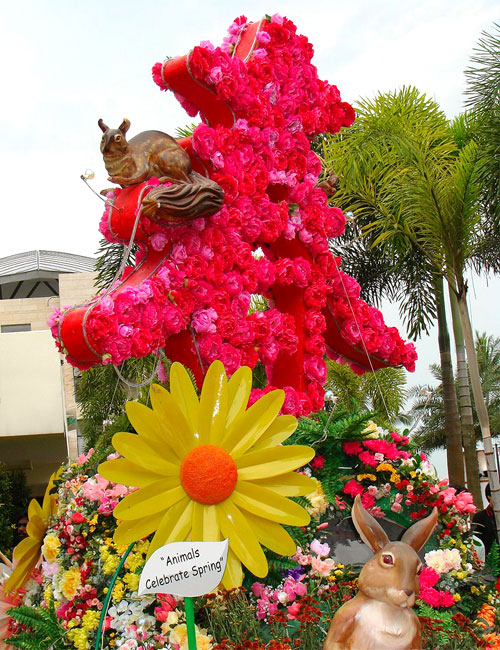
0, 250, 96, 496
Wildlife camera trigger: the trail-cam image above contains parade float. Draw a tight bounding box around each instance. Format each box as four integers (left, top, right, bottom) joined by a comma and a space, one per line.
2, 14, 499, 650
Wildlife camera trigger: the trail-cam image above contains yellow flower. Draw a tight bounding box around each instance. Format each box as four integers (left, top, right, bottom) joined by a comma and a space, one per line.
98, 361, 315, 588
123, 572, 140, 592
170, 623, 212, 650
357, 474, 376, 482
103, 554, 120, 575
453, 593, 461, 602
305, 478, 328, 518
5, 471, 60, 594
376, 462, 394, 473
471, 586, 480, 595
124, 552, 143, 572
361, 421, 380, 438
81, 610, 100, 632
111, 581, 124, 603
41, 534, 61, 563
389, 473, 401, 484
61, 566, 81, 600
67, 627, 89, 650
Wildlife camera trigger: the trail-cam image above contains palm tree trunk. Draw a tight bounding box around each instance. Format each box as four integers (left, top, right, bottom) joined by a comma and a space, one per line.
456, 288, 500, 543
435, 278, 465, 486
449, 287, 482, 505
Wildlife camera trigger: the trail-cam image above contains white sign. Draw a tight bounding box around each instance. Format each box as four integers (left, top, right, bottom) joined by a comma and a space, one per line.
138, 539, 229, 597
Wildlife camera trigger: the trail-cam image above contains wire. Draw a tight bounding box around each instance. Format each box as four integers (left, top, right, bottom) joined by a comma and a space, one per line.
332, 263, 392, 422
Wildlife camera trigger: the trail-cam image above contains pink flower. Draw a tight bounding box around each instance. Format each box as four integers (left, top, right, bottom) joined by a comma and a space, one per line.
310, 539, 330, 557
343, 480, 364, 497
287, 601, 301, 619
310, 556, 334, 577
192, 308, 218, 334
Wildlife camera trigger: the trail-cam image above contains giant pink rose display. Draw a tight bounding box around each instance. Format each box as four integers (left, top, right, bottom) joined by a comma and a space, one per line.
52, 15, 417, 416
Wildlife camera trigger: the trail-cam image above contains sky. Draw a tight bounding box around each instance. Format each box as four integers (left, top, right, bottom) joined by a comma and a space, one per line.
1, 0, 499, 399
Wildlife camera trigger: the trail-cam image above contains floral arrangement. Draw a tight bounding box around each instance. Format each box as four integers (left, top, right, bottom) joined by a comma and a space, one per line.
4, 406, 500, 650
51, 13, 416, 417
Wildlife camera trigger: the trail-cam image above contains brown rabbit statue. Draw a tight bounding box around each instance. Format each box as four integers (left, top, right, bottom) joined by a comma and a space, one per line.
98, 118, 192, 187
323, 495, 438, 650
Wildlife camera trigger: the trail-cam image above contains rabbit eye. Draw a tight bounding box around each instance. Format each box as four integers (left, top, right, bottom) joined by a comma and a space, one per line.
114, 134, 122, 142
382, 554, 394, 565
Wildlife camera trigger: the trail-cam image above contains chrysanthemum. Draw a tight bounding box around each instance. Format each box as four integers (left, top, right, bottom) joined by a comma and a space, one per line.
99, 361, 315, 587
5, 472, 59, 594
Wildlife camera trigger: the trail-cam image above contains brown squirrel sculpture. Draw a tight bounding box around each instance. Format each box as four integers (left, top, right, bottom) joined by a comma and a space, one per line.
323, 495, 438, 650
98, 118, 192, 187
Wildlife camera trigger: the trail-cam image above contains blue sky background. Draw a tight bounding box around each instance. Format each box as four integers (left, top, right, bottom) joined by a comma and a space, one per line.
1, 0, 500, 414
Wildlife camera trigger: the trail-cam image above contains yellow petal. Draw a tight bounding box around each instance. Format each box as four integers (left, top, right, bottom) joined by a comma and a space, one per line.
217, 500, 268, 578
198, 360, 228, 445
114, 511, 165, 547
113, 480, 186, 520
126, 401, 182, 462
112, 432, 180, 476
26, 515, 45, 541
226, 366, 252, 430
98, 458, 166, 488
250, 415, 298, 451
28, 499, 42, 522
244, 512, 297, 556
147, 497, 192, 558
42, 471, 59, 520
5, 542, 40, 594
13, 536, 39, 562
236, 446, 315, 480
150, 384, 197, 455
221, 548, 243, 589
191, 503, 219, 543
169, 363, 200, 438
251, 472, 317, 496
232, 481, 310, 526
224, 390, 285, 458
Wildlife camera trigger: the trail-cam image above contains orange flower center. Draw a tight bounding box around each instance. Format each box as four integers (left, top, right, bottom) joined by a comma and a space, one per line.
180, 445, 238, 505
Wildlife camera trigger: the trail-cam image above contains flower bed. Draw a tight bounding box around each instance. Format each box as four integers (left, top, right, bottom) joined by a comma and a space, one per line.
4, 412, 499, 650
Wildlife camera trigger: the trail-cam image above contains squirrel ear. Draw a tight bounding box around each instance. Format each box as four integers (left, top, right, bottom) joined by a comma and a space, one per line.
352, 494, 389, 553
401, 507, 438, 552
98, 118, 108, 132
119, 118, 131, 134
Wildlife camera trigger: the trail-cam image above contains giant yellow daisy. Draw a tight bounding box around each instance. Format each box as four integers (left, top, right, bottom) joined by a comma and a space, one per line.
98, 360, 316, 587
5, 471, 59, 594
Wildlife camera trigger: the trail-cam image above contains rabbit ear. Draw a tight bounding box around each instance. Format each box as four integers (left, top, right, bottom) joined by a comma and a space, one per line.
119, 118, 131, 134
98, 118, 108, 132
352, 494, 389, 553
401, 507, 438, 552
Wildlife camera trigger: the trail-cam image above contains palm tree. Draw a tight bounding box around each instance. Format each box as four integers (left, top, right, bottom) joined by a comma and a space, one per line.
465, 23, 500, 232
326, 360, 408, 430
409, 332, 500, 451
322, 88, 467, 489
321, 87, 500, 533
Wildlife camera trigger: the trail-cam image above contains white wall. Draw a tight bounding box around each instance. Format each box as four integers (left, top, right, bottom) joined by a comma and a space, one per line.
0, 330, 64, 436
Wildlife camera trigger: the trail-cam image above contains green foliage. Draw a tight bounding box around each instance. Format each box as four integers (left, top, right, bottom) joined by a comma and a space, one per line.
175, 123, 199, 138
76, 354, 161, 449
9, 470, 31, 522
408, 331, 500, 450
93, 237, 138, 293
326, 360, 407, 428
0, 463, 14, 552
7, 602, 70, 650
465, 23, 500, 235
485, 541, 499, 574
322, 85, 498, 345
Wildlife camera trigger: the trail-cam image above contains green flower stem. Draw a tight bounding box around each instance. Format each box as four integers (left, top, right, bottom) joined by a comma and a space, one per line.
185, 596, 198, 650
94, 542, 134, 650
